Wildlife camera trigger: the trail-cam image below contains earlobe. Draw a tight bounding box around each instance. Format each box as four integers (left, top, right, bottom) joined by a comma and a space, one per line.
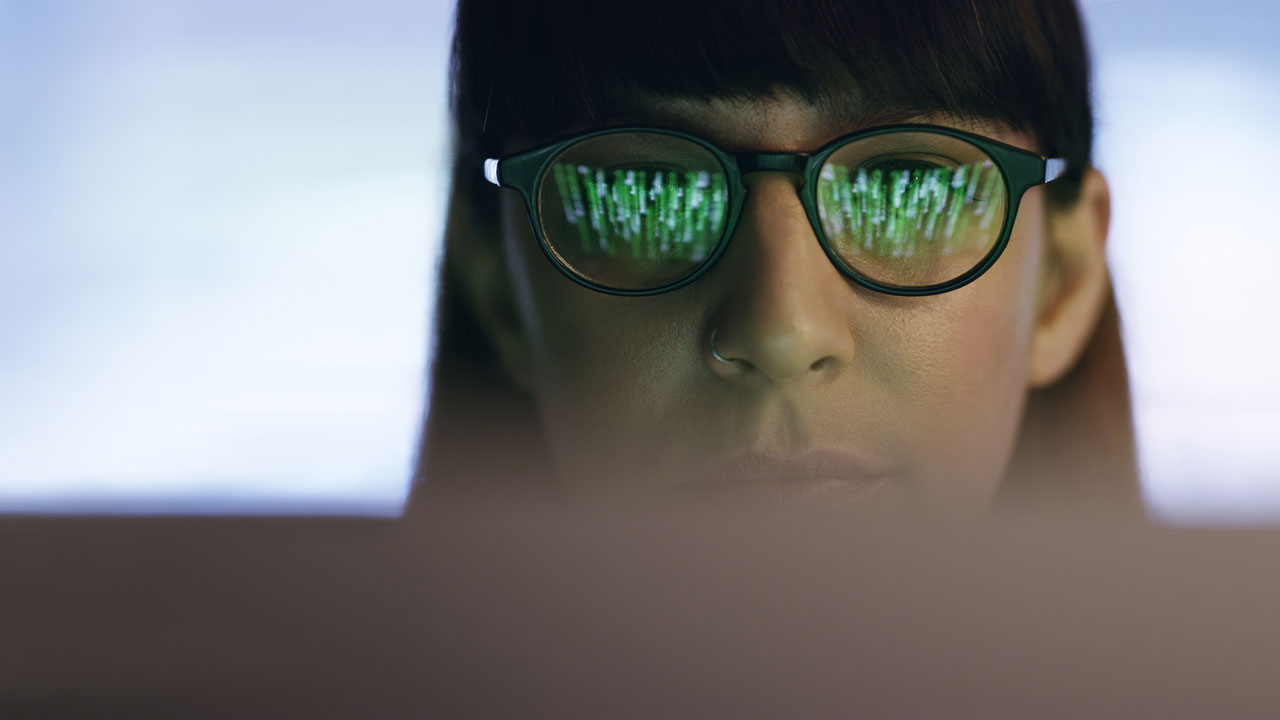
445, 171, 536, 393
1027, 168, 1112, 389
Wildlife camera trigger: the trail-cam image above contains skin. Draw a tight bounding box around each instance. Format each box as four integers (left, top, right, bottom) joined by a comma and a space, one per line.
453, 91, 1111, 509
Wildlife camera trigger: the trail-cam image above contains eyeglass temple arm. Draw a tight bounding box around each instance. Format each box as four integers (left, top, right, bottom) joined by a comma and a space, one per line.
484, 158, 501, 186
1044, 158, 1067, 184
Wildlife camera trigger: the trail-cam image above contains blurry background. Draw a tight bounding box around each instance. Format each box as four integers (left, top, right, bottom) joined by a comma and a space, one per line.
0, 0, 1275, 521
1088, 0, 1280, 521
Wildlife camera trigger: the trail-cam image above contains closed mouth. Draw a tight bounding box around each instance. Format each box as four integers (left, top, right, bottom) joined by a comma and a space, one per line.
681, 449, 889, 505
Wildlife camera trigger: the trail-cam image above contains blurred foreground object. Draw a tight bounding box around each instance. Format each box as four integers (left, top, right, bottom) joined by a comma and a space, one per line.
3, 504, 1279, 717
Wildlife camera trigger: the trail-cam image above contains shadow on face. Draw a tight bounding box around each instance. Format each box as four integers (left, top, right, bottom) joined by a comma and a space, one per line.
432, 92, 1122, 511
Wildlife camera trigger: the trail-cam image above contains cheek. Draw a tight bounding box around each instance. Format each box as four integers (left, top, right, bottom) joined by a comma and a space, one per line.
873, 193, 1046, 502
500, 195, 700, 481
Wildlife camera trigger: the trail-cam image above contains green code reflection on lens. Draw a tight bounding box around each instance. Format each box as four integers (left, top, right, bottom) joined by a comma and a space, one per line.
817, 161, 1003, 259
549, 163, 728, 263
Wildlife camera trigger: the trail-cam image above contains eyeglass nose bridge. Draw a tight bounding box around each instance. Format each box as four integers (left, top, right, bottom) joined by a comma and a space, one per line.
735, 152, 809, 186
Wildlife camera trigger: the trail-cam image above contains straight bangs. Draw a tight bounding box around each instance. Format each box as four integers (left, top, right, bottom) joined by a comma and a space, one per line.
453, 0, 1092, 196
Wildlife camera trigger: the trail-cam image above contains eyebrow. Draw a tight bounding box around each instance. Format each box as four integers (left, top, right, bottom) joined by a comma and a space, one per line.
603, 96, 954, 147
507, 99, 1012, 156
826, 103, 937, 133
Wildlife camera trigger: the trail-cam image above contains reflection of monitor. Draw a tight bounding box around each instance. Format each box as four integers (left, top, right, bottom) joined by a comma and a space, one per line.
818, 161, 1002, 254
548, 164, 727, 260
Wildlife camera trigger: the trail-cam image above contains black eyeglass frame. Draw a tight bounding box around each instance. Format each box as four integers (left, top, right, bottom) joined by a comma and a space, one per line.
483, 123, 1067, 297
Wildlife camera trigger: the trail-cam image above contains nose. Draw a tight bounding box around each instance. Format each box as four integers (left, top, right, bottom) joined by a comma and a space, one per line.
705, 173, 858, 387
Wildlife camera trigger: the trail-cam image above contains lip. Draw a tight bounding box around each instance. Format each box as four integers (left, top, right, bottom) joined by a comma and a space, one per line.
683, 449, 889, 504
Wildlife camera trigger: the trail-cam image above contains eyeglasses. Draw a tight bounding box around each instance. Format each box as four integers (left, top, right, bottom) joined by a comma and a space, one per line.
483, 124, 1066, 297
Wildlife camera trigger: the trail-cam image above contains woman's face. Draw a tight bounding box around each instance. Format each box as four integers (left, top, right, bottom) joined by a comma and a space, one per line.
490, 93, 1054, 508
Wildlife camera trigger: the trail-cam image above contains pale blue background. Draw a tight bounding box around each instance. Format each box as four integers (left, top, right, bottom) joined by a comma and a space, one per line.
0, 0, 1276, 521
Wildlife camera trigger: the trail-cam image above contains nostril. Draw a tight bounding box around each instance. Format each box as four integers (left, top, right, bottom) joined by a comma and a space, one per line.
810, 357, 832, 372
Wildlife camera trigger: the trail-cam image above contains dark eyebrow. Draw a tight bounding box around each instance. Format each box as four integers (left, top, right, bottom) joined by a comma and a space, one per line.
605, 96, 938, 141
505, 99, 999, 155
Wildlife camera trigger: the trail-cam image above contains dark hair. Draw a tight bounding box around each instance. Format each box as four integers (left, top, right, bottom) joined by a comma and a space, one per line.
451, 0, 1094, 210
409, 0, 1141, 510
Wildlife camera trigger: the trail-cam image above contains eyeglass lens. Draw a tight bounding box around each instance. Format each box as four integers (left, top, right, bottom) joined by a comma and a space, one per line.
536, 130, 1008, 292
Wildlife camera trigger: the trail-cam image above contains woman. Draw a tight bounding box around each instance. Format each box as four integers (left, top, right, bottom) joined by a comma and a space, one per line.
409, 0, 1142, 512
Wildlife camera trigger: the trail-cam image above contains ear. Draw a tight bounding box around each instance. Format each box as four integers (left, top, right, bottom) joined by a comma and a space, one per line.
445, 166, 536, 393
1027, 168, 1112, 389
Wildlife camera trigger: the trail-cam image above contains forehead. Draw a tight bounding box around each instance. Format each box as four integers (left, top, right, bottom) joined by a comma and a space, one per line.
506, 90, 1036, 157
627, 92, 1033, 154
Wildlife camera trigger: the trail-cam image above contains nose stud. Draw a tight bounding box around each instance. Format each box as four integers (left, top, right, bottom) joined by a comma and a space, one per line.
709, 329, 733, 364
